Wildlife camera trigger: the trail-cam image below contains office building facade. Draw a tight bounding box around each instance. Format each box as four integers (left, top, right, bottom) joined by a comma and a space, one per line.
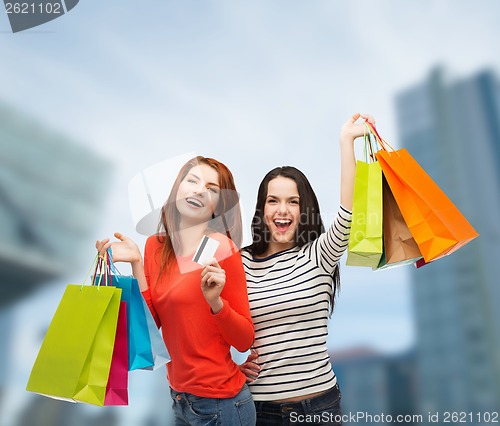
396, 68, 500, 419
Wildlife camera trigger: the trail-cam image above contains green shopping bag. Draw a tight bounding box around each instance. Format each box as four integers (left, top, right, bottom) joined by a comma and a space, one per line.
346, 133, 384, 267
26, 267, 122, 406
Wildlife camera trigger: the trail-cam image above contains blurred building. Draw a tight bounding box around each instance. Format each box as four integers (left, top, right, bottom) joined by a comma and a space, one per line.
0, 101, 110, 423
0, 102, 109, 308
332, 348, 417, 425
0, 104, 109, 308
0, 310, 9, 410
396, 68, 500, 420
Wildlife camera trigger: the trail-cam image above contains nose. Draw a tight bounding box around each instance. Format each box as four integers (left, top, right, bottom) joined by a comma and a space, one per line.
193, 182, 207, 196
277, 201, 288, 214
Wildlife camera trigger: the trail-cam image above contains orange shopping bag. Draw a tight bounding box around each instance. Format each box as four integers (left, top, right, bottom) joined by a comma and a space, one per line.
368, 123, 478, 263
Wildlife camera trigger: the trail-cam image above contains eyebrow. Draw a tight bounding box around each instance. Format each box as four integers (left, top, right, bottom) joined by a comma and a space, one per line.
266, 194, 300, 199
187, 172, 220, 188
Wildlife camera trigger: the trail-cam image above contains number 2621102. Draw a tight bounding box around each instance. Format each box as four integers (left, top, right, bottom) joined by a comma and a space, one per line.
5, 3, 62, 14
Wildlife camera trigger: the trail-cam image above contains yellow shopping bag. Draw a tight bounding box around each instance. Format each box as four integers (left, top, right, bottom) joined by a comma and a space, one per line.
346, 132, 384, 267
26, 257, 122, 406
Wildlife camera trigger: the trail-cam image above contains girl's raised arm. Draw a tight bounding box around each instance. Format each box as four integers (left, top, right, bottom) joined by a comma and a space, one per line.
339, 112, 376, 211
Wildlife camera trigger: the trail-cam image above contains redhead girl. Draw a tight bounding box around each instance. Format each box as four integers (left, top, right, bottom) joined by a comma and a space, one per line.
97, 156, 256, 426
240, 113, 376, 425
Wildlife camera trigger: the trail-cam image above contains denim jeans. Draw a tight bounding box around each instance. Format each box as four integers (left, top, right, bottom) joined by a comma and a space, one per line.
253, 383, 342, 426
170, 384, 256, 426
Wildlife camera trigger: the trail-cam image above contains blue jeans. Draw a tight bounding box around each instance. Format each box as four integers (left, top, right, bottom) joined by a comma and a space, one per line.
253, 383, 342, 426
170, 384, 256, 426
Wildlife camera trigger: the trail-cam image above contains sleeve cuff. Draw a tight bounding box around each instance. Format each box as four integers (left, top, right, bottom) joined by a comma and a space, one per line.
339, 204, 352, 215
141, 288, 152, 303
212, 298, 230, 320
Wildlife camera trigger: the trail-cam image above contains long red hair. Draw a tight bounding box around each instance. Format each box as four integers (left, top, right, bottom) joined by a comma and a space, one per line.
156, 156, 242, 276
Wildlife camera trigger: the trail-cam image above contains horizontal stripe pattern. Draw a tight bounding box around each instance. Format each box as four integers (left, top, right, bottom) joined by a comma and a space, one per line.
242, 207, 352, 401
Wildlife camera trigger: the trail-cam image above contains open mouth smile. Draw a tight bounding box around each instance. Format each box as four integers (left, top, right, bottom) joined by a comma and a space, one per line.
273, 219, 292, 232
186, 197, 204, 208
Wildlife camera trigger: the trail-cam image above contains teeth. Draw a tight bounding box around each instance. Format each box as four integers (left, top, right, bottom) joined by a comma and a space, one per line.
187, 198, 203, 207
274, 219, 291, 225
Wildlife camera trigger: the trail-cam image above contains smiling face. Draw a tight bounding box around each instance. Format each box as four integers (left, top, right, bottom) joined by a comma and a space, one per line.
175, 164, 220, 226
263, 176, 301, 253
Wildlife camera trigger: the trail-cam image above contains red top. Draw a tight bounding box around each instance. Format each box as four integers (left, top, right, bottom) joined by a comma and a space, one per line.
141, 232, 254, 398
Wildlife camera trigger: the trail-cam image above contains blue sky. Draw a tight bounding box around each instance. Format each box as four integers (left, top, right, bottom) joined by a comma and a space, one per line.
2, 0, 500, 356
1, 1, 499, 423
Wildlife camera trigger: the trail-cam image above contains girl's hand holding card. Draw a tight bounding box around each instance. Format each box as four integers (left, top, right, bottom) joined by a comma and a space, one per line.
200, 258, 226, 314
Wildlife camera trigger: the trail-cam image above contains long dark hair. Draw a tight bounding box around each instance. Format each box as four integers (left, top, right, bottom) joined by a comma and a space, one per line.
156, 156, 242, 276
244, 166, 340, 314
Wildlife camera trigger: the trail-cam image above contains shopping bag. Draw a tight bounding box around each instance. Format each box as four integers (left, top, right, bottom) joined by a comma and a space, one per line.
26, 280, 121, 406
370, 123, 479, 262
104, 301, 129, 406
94, 273, 154, 371
140, 296, 171, 370
106, 250, 168, 370
346, 134, 384, 267
97, 253, 154, 371
375, 177, 422, 270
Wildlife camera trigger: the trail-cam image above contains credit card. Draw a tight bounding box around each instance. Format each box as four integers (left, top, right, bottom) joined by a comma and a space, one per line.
192, 235, 220, 265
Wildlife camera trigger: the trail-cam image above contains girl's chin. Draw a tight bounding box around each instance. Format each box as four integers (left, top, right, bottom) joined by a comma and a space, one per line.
271, 233, 295, 245
179, 212, 212, 225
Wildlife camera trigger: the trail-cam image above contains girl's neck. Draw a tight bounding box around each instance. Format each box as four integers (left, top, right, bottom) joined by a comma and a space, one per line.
176, 221, 209, 257
260, 241, 296, 258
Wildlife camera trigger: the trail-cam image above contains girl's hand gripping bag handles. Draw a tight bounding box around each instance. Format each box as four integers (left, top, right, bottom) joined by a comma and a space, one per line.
369, 122, 479, 263
26, 254, 122, 406
104, 250, 154, 371
346, 130, 384, 267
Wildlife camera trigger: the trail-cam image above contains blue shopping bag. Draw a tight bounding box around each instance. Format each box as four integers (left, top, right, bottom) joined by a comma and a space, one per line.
140, 296, 171, 370
112, 274, 154, 370
94, 254, 154, 371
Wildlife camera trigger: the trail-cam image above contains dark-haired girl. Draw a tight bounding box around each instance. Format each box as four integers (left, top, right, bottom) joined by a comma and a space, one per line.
240, 113, 375, 425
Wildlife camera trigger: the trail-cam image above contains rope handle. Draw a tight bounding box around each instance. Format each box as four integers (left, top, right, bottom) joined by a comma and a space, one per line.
365, 122, 397, 153
93, 251, 110, 287
80, 251, 108, 291
106, 247, 122, 283
362, 122, 382, 163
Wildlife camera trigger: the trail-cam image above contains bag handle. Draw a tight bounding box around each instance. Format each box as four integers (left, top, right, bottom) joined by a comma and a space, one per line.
363, 122, 381, 163
106, 247, 122, 283
80, 251, 108, 290
363, 123, 373, 163
365, 122, 397, 153
81, 253, 99, 289
91, 251, 111, 288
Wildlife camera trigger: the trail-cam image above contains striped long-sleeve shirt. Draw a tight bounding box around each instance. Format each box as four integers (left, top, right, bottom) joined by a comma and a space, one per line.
241, 206, 352, 401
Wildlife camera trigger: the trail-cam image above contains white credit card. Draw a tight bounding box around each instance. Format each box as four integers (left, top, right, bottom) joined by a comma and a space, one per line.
192, 236, 220, 265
